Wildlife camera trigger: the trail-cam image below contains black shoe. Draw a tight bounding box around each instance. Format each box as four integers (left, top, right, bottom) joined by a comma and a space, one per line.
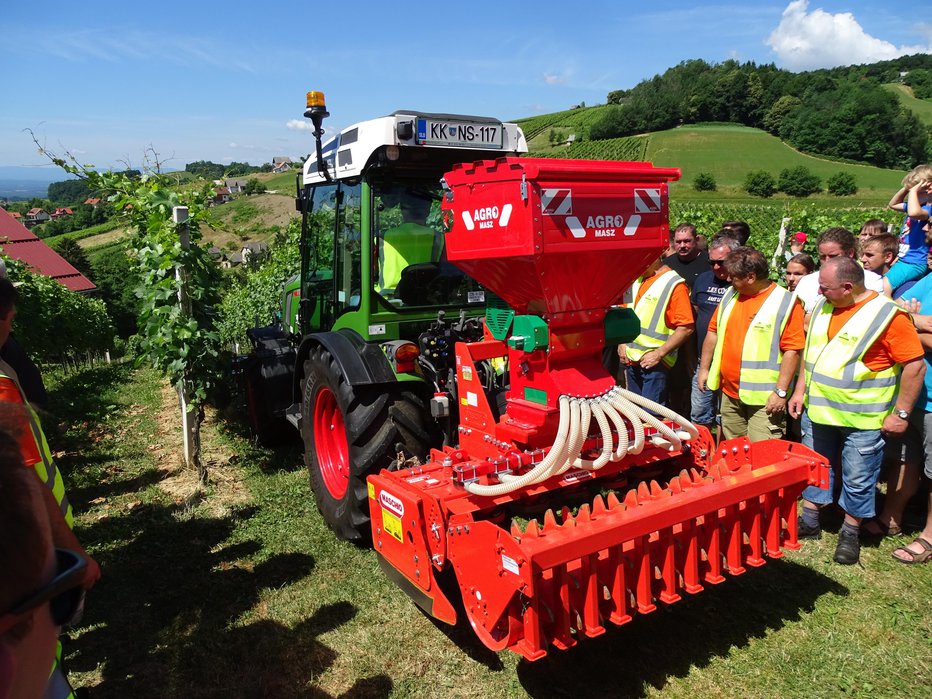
797, 516, 822, 540
833, 529, 860, 565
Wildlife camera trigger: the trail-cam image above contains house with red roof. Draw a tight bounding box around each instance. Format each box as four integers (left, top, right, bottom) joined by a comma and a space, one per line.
25, 208, 50, 226
84, 198, 101, 206
51, 207, 74, 218
0, 207, 95, 292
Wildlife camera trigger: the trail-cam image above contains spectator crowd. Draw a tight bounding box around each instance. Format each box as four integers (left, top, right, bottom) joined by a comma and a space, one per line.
619, 166, 932, 568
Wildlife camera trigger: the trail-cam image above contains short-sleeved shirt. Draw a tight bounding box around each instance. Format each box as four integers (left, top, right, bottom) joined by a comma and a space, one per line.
899, 273, 932, 411
708, 283, 806, 399
634, 270, 694, 330
824, 292, 923, 372
662, 250, 710, 290
690, 270, 730, 350
896, 202, 932, 263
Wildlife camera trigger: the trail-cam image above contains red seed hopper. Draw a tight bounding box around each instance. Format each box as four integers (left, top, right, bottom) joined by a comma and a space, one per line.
367, 157, 828, 660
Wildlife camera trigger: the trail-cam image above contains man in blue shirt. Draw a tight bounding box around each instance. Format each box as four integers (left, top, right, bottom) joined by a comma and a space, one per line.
689, 233, 739, 431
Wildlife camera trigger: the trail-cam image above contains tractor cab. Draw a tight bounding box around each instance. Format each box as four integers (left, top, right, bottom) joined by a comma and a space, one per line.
295, 99, 528, 344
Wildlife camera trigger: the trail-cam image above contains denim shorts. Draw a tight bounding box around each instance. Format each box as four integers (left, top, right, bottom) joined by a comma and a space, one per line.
690, 368, 718, 425
800, 411, 885, 519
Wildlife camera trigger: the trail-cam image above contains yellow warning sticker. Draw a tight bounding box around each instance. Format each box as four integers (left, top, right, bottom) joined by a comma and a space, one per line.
382, 509, 403, 542
367, 482, 375, 500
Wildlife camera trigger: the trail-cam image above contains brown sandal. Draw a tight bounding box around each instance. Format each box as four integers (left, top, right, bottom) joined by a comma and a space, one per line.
891, 537, 932, 564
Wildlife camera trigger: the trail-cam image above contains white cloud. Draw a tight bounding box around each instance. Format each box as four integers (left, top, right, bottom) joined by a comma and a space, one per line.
767, 1, 932, 71
543, 73, 564, 85
286, 119, 315, 131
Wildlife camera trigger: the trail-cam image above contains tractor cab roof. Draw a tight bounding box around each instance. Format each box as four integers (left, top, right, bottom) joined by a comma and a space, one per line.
302, 110, 527, 186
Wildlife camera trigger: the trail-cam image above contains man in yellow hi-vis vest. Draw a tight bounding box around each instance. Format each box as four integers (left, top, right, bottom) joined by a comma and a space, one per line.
0, 278, 99, 697
697, 247, 805, 441
620, 257, 694, 406
789, 257, 925, 565
376, 194, 438, 298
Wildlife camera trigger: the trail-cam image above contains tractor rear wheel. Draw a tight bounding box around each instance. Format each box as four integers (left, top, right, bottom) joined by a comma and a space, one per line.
301, 346, 434, 544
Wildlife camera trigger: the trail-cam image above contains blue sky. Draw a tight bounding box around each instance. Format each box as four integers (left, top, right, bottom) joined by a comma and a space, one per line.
1, 1, 929, 174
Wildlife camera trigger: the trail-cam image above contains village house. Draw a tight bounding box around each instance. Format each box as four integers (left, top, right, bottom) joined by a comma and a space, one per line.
25, 208, 50, 226
224, 178, 248, 194
51, 207, 74, 218
271, 157, 293, 173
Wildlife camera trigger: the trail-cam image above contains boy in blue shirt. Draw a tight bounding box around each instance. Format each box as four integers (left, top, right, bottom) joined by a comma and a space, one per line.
885, 165, 932, 296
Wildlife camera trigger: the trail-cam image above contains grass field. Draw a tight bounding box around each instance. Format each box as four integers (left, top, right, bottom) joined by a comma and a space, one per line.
883, 83, 932, 128
51, 364, 931, 698
644, 124, 905, 203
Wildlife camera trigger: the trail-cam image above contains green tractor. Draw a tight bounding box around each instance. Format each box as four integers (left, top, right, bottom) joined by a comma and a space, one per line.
242, 92, 528, 542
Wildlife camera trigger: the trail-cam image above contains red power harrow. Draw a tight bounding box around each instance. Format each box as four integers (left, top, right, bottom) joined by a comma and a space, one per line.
367, 158, 829, 660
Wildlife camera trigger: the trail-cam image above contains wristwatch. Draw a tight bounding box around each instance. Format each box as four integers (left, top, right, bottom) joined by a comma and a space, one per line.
774, 387, 788, 399
894, 408, 910, 420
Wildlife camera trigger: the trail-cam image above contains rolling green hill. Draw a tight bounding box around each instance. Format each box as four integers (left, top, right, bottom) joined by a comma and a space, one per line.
523, 118, 904, 203
644, 124, 904, 200
883, 83, 932, 127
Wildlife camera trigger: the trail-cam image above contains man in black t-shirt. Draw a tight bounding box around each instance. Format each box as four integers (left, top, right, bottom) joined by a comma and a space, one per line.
663, 223, 710, 290
689, 233, 739, 431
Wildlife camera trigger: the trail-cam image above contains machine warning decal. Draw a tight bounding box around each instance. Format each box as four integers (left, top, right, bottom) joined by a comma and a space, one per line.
368, 324, 386, 336
633, 188, 662, 213
501, 554, 520, 575
466, 391, 479, 407
382, 509, 403, 542
541, 189, 572, 216
461, 366, 473, 381
467, 290, 485, 303
367, 482, 375, 500
379, 490, 405, 518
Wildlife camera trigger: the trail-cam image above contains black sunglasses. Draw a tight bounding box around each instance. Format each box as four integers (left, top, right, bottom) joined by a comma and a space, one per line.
710, 259, 727, 266
0, 549, 87, 635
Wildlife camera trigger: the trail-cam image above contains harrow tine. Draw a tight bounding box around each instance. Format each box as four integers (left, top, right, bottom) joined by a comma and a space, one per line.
560, 506, 572, 525
543, 509, 558, 532
669, 478, 683, 494
511, 520, 523, 538
607, 492, 622, 510
592, 494, 608, 515
525, 519, 540, 538
577, 503, 591, 523
649, 480, 666, 498
637, 481, 650, 502
624, 490, 639, 509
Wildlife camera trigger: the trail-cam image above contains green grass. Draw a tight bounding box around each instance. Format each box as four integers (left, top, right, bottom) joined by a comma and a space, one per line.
48, 365, 932, 698
644, 124, 905, 203
42, 219, 122, 246
883, 83, 932, 128
261, 169, 300, 194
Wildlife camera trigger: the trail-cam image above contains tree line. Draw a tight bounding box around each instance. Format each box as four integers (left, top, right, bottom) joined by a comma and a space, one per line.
596, 54, 931, 169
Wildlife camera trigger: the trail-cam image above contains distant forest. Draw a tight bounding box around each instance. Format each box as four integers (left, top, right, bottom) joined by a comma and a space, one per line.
594, 54, 932, 169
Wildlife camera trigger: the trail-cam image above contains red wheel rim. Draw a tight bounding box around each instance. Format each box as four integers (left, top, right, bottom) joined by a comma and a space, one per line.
313, 386, 350, 499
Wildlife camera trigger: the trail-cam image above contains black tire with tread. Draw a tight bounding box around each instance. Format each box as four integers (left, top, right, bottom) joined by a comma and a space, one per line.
301, 346, 435, 544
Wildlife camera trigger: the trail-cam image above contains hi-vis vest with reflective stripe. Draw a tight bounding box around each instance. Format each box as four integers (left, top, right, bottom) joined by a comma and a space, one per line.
626, 270, 684, 368
377, 223, 437, 292
803, 295, 901, 429
0, 363, 73, 528
707, 284, 795, 404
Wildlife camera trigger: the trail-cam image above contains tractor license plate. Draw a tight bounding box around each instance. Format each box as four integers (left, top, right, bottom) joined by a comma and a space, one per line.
416, 118, 503, 149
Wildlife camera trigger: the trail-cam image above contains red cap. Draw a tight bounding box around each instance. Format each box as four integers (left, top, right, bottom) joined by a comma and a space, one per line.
793, 231, 807, 243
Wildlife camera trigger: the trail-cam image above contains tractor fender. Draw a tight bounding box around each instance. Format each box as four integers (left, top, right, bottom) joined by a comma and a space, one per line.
294, 329, 395, 399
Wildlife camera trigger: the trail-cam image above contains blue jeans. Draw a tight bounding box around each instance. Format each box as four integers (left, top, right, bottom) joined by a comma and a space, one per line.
800, 411, 885, 519
690, 368, 718, 425
626, 363, 668, 406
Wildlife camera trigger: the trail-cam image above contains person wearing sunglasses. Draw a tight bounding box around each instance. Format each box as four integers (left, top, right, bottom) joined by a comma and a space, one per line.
0, 278, 99, 697
0, 428, 88, 699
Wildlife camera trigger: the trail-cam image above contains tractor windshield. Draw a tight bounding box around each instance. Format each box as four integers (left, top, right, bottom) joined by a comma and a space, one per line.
372, 181, 483, 309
